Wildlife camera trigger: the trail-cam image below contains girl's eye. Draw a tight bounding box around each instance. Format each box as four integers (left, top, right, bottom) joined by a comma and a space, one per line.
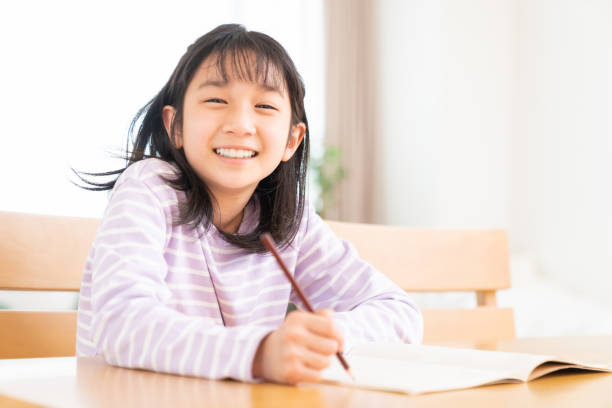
256, 104, 277, 110
205, 98, 226, 104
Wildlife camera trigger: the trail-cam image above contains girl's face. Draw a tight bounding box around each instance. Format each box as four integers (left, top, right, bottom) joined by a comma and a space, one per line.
162, 55, 305, 201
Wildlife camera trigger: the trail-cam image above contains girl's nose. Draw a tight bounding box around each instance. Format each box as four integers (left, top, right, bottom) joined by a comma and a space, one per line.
221, 106, 256, 136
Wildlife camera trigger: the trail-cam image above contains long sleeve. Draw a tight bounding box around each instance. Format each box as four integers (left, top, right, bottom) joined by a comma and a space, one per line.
291, 206, 424, 349
84, 167, 272, 382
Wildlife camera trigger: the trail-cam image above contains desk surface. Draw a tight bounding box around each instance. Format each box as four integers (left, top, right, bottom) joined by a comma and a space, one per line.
0, 336, 611, 408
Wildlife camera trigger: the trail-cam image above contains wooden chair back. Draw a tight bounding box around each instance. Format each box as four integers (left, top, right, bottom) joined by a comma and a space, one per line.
0, 211, 99, 358
325, 221, 515, 344
0, 211, 514, 358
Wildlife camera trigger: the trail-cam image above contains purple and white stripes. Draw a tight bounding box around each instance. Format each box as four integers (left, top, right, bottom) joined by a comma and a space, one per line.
76, 158, 423, 382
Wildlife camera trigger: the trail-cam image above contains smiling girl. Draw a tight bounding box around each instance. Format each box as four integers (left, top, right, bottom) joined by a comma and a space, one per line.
75, 24, 423, 385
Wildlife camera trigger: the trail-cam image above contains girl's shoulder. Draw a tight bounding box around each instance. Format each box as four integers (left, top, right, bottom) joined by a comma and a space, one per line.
116, 158, 179, 189
109, 158, 183, 209
294, 199, 326, 243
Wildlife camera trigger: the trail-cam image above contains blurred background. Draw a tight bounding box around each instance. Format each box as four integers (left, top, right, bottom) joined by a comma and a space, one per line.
0, 0, 610, 337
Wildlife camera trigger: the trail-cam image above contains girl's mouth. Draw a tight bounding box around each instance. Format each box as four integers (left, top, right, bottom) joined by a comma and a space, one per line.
213, 148, 258, 159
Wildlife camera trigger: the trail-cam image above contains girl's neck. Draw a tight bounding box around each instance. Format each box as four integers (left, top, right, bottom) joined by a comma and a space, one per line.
212, 189, 254, 234
215, 208, 244, 234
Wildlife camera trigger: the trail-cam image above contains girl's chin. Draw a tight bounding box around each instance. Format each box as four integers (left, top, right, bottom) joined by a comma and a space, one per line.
207, 180, 260, 195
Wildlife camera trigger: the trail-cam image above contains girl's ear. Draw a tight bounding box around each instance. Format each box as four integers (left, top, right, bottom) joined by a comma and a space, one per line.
162, 105, 182, 148
281, 122, 306, 162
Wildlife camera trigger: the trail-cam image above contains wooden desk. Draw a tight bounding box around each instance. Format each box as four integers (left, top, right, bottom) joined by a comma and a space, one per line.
0, 336, 610, 407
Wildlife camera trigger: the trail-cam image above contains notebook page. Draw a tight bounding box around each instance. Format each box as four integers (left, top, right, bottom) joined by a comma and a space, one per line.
351, 343, 552, 380
320, 343, 553, 394
321, 355, 517, 394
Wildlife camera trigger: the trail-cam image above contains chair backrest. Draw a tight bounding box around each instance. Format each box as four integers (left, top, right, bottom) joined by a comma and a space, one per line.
0, 211, 514, 358
325, 220, 515, 344
0, 211, 99, 358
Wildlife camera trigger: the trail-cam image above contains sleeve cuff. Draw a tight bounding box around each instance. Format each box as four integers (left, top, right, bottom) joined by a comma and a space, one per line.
236, 326, 275, 383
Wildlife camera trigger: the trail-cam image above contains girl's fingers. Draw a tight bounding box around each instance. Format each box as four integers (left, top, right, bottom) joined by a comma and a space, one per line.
285, 310, 344, 352
299, 346, 333, 370
285, 362, 323, 385
306, 310, 344, 349
303, 310, 337, 335
300, 328, 341, 355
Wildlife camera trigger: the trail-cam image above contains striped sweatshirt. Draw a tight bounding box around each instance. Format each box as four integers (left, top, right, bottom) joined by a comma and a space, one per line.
76, 158, 423, 382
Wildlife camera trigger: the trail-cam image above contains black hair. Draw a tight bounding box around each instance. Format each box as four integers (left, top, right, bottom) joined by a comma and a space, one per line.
74, 24, 310, 253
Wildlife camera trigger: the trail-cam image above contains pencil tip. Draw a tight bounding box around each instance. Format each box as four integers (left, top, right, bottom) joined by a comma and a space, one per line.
347, 369, 356, 381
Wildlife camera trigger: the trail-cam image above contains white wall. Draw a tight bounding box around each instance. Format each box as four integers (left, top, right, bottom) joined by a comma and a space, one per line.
376, 0, 514, 229
375, 0, 612, 335
374, 1, 443, 226
438, 1, 515, 229
511, 0, 612, 300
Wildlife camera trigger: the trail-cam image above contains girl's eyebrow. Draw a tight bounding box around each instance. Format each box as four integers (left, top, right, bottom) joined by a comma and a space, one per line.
196, 79, 283, 96
197, 79, 226, 89
259, 83, 284, 96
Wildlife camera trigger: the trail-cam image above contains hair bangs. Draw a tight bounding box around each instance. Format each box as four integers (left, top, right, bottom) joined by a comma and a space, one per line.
212, 39, 286, 95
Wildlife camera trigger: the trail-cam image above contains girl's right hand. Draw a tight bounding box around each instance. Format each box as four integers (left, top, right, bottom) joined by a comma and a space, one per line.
251, 309, 344, 384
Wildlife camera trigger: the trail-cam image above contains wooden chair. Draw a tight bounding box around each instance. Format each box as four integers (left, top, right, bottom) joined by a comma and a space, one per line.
326, 221, 515, 344
0, 211, 513, 358
0, 211, 99, 358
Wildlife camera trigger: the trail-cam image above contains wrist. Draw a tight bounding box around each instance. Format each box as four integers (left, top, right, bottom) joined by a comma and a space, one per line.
251, 333, 270, 379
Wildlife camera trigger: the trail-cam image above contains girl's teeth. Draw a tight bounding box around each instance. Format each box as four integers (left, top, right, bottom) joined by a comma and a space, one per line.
215, 148, 256, 158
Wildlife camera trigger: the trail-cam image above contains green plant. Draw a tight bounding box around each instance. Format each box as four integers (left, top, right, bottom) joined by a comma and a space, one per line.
310, 144, 346, 218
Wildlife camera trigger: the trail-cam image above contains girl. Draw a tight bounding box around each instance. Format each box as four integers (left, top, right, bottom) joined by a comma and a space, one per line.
76, 23, 423, 384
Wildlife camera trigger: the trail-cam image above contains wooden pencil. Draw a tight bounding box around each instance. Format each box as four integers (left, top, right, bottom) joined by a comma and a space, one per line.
260, 232, 355, 381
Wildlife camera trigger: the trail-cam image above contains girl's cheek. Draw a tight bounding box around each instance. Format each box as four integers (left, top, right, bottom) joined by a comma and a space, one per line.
263, 121, 288, 136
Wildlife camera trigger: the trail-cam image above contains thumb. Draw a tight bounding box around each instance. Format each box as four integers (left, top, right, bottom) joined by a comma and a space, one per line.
315, 308, 334, 318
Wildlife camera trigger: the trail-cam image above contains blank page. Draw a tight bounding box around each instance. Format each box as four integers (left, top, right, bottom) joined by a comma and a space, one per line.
320, 343, 552, 394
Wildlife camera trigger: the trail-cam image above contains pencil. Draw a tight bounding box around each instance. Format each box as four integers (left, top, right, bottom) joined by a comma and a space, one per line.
260, 232, 355, 381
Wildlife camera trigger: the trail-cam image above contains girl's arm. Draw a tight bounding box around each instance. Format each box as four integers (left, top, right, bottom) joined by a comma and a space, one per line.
87, 167, 272, 382
291, 205, 424, 349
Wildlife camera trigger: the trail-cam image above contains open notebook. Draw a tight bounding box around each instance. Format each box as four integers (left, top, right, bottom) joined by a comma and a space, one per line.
320, 343, 612, 395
